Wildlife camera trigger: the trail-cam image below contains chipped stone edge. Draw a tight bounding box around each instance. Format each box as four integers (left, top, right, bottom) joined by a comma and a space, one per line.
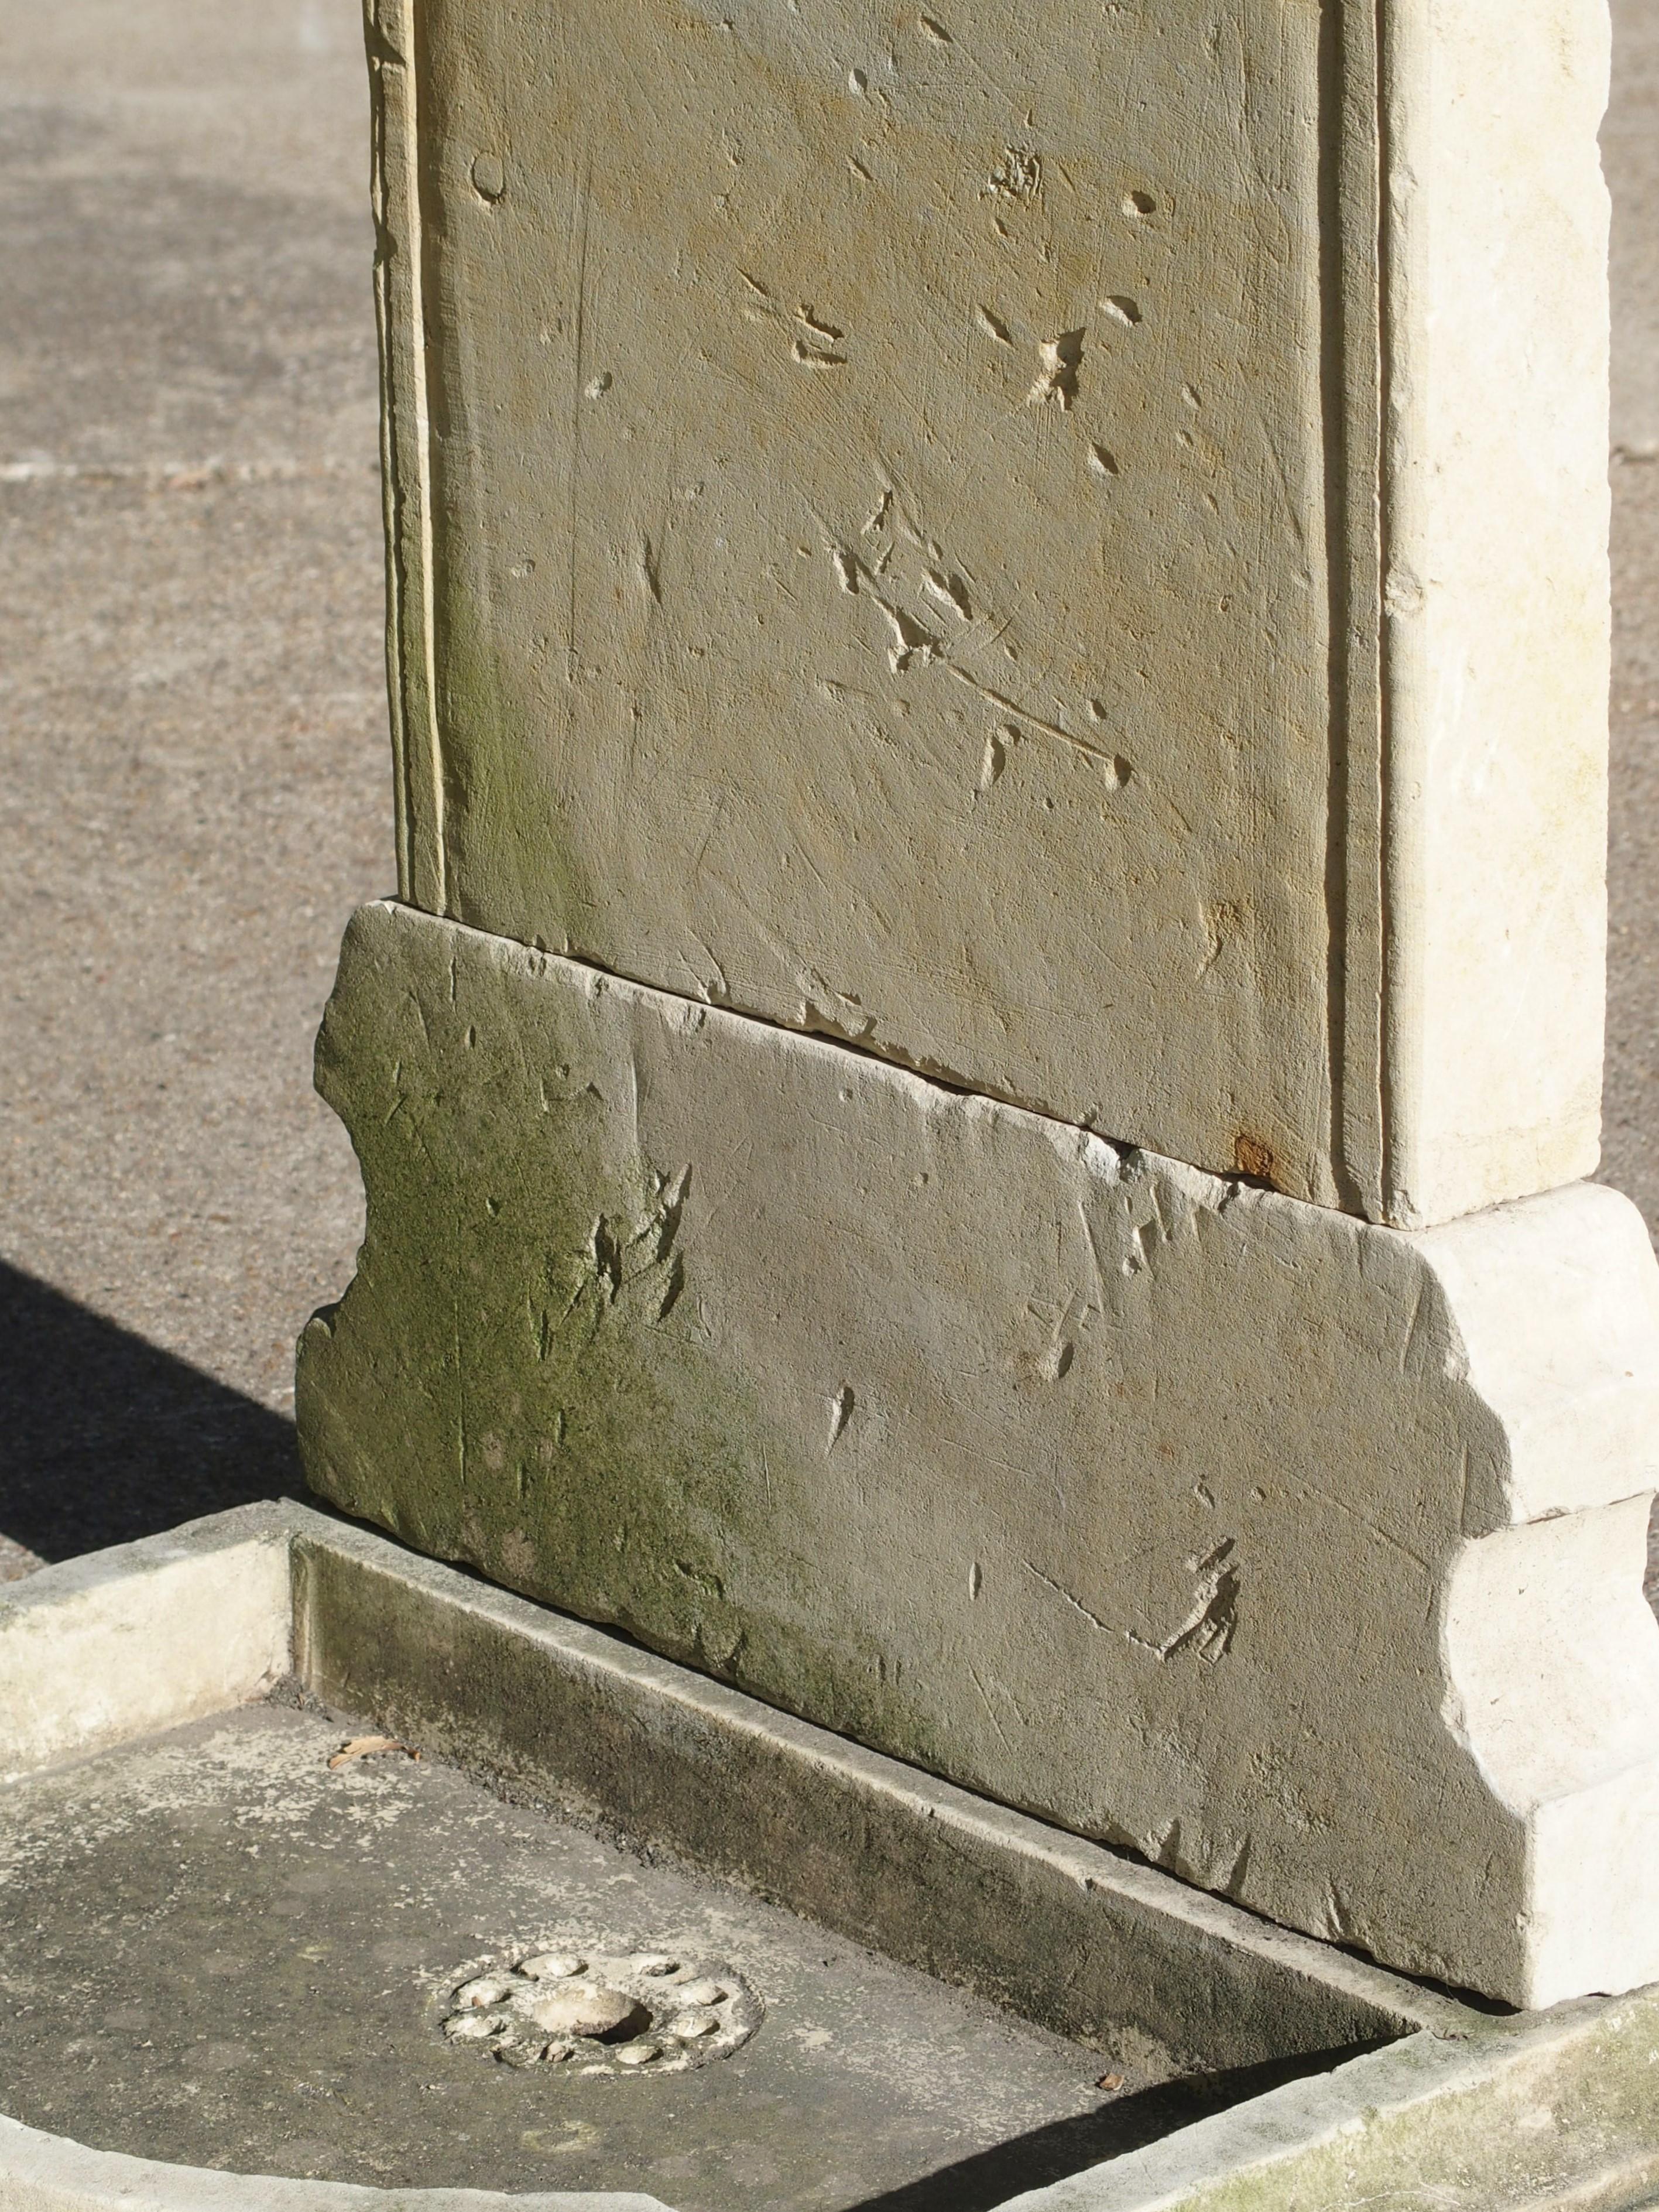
4, 1504, 1658, 2212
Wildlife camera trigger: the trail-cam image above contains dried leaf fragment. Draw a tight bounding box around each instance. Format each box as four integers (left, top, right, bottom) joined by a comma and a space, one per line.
327, 1734, 419, 1769
1096, 2071, 1125, 2092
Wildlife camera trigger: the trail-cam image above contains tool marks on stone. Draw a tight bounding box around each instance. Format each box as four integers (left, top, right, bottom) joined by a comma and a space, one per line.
820, 504, 1126, 779
978, 724, 1016, 790
1027, 329, 1085, 410
793, 303, 848, 368
1025, 1540, 1239, 1670
828, 1383, 856, 1451
738, 275, 851, 367
1139, 1540, 1240, 1665
921, 568, 974, 621
985, 146, 1042, 202
876, 601, 943, 674
539, 1162, 691, 1362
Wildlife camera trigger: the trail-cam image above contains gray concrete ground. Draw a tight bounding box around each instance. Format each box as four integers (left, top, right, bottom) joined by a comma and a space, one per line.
0, 1, 385, 1571
1603, 0, 1659, 1231
0, 0, 1656, 1575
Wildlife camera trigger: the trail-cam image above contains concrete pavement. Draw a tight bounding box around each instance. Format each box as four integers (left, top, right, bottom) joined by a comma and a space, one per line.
0, 0, 385, 1570
1603, 0, 1659, 1230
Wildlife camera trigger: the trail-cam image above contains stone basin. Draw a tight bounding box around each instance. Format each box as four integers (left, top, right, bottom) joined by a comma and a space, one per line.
1, 1501, 1655, 2211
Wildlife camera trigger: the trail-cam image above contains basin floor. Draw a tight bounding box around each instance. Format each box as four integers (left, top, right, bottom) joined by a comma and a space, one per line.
0, 1701, 1252, 2211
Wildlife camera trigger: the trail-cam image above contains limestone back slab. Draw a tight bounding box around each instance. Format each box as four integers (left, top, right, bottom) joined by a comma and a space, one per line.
364, 0, 1610, 1225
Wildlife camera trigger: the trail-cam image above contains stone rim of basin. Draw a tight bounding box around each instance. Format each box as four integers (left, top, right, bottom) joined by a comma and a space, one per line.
436, 1946, 763, 2075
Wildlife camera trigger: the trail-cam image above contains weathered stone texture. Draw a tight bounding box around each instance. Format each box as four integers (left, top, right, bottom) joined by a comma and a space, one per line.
1381, 0, 1612, 1228
364, 0, 1610, 1227
298, 903, 1659, 2006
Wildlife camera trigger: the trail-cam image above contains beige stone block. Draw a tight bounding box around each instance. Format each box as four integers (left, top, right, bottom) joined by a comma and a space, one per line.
362, 0, 1609, 1226
0, 1523, 291, 1780
1379, 0, 1612, 1227
298, 902, 1659, 2004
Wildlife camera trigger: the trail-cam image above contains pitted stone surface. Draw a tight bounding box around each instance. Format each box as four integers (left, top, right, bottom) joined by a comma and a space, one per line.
436, 1950, 761, 2074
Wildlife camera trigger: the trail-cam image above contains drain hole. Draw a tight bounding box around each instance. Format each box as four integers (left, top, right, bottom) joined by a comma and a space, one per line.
437, 1945, 762, 2076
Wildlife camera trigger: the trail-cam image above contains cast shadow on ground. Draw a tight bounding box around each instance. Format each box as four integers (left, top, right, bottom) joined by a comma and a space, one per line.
0, 1260, 305, 1563
842, 2043, 1393, 2211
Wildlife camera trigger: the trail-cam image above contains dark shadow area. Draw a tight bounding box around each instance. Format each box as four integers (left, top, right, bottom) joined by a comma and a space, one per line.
841, 2042, 1393, 2212
0, 1261, 304, 1562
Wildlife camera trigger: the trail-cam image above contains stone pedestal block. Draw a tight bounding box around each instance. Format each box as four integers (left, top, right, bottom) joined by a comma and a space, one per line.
299, 902, 1659, 2007
363, 0, 1609, 1227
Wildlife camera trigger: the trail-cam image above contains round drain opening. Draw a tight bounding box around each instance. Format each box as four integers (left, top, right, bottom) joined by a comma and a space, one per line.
436, 1947, 762, 2074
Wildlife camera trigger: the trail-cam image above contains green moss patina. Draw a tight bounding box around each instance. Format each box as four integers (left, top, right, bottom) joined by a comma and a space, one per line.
296, 905, 951, 1770
425, 547, 607, 951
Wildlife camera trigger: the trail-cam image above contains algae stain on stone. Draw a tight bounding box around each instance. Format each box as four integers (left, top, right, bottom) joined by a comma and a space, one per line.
296, 909, 944, 1768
